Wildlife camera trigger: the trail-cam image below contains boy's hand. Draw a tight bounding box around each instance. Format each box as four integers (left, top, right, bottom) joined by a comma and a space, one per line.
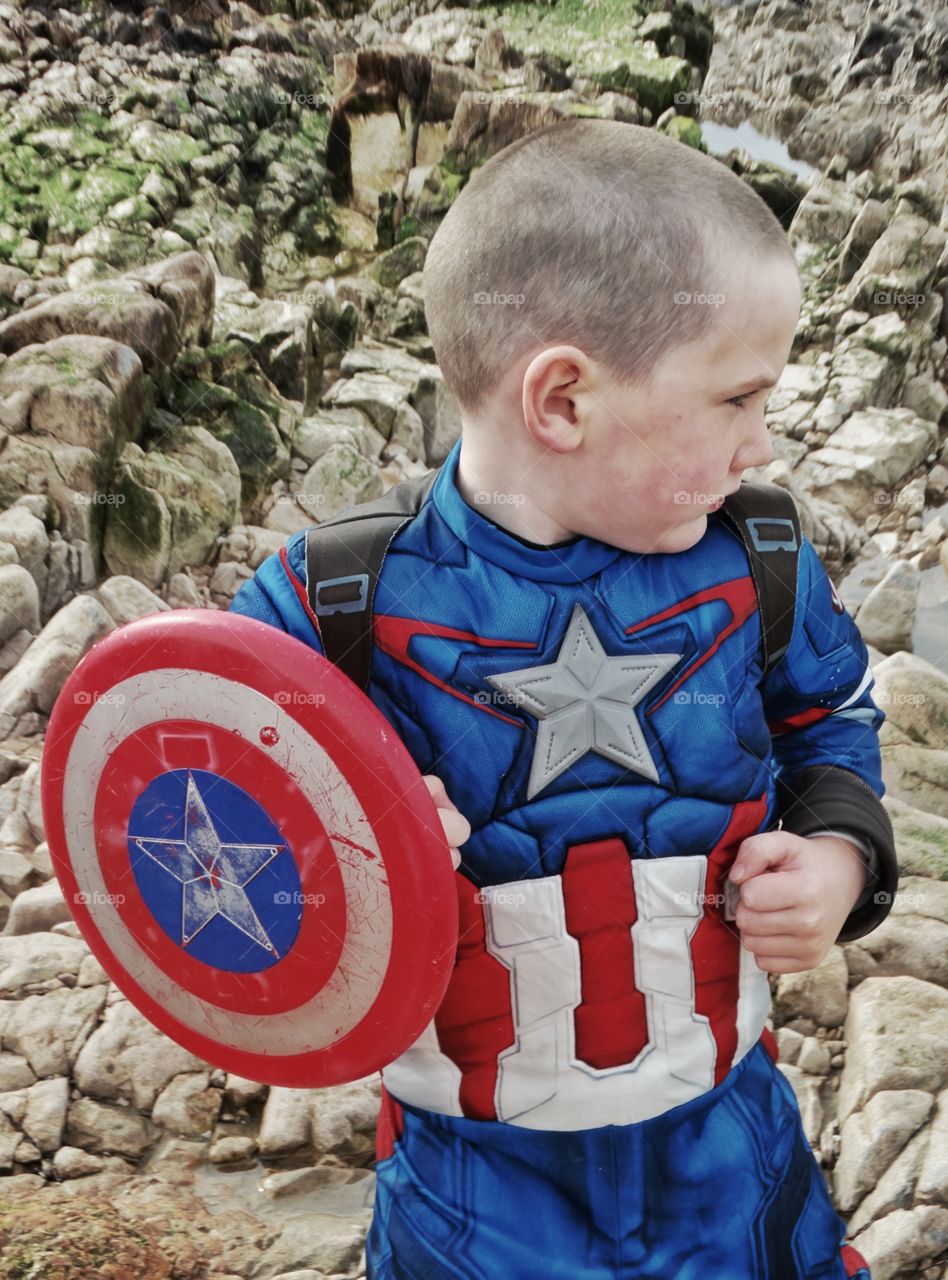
422, 775, 471, 870
728, 831, 868, 974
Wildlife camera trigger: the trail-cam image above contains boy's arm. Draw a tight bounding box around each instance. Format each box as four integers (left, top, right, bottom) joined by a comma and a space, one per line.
757, 536, 898, 943
228, 530, 326, 655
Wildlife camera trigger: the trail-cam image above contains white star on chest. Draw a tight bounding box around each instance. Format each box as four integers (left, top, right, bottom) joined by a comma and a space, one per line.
485, 603, 681, 800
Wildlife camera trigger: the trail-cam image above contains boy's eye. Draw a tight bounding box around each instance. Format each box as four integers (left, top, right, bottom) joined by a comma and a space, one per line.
727, 392, 754, 408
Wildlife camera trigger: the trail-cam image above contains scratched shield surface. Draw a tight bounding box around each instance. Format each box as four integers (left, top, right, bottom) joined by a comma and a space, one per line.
40, 609, 459, 1086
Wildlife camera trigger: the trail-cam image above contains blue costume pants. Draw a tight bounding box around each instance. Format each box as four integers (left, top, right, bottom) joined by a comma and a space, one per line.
366, 1040, 870, 1279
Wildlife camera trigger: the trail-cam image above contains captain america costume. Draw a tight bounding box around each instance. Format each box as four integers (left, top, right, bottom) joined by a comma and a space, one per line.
229, 435, 892, 1278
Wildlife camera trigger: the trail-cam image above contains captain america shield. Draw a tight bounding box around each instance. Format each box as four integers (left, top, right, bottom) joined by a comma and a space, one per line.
40, 609, 459, 1087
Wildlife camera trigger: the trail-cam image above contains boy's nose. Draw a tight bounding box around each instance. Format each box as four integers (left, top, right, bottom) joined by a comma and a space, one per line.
736, 417, 774, 471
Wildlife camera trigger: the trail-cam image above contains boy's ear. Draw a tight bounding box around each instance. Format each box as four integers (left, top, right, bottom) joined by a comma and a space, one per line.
521, 346, 593, 453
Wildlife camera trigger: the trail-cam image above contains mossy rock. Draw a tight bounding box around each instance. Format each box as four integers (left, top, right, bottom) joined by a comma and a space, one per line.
658, 113, 704, 150
0, 1196, 173, 1280
369, 236, 428, 289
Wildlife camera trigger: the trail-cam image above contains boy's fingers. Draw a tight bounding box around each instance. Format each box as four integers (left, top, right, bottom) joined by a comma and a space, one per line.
729, 834, 793, 884
439, 807, 471, 850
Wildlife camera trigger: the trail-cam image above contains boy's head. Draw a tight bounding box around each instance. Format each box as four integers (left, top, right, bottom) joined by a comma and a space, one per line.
423, 118, 802, 555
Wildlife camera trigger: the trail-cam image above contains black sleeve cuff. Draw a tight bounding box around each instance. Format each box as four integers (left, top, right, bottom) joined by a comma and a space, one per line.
775, 765, 899, 943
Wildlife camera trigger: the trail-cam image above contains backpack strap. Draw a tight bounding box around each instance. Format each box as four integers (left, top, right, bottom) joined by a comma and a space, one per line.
305, 467, 801, 690
719, 482, 802, 677
304, 466, 441, 692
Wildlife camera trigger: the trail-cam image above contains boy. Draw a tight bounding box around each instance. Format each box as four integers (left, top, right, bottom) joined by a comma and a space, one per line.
230, 119, 896, 1278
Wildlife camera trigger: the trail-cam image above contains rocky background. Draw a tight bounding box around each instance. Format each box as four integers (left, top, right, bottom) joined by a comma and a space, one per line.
0, 0, 946, 1276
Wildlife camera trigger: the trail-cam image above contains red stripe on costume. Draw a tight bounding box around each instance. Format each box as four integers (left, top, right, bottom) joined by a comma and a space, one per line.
623, 576, 758, 716
375, 1084, 405, 1163
690, 794, 769, 1085
434, 874, 515, 1120
768, 705, 834, 735
840, 1243, 872, 1277
374, 614, 536, 728
561, 837, 648, 1068
280, 545, 324, 645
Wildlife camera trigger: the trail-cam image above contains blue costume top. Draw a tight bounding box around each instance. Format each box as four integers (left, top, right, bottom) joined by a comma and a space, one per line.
230, 436, 881, 1278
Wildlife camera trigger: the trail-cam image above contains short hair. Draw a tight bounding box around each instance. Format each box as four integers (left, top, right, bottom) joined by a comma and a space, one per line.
422, 118, 797, 416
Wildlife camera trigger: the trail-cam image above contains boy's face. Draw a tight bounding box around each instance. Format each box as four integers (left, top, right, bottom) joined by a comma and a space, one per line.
563, 255, 802, 556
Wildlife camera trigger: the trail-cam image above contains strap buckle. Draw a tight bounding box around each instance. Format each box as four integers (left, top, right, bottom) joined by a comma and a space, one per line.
312, 573, 369, 615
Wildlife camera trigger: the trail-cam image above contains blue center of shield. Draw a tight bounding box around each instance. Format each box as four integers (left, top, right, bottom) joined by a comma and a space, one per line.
127, 769, 302, 972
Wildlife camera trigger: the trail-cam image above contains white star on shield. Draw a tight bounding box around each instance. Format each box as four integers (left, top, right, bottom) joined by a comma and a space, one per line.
485, 603, 681, 799
131, 771, 285, 954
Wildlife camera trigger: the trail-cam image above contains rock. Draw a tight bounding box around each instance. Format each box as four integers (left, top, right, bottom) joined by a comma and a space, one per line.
165, 573, 204, 609
835, 1089, 934, 1212
19, 1075, 69, 1151
124, 251, 215, 350
845, 212, 947, 314
797, 1036, 831, 1075
0, 281, 178, 376
251, 1212, 367, 1278
0, 565, 40, 648
852, 1206, 948, 1280
73, 999, 211, 1111
258, 1087, 313, 1158
0, 1053, 36, 1092
0, 593, 112, 741
150, 1072, 221, 1138
849, 1125, 931, 1234
96, 576, 171, 625
777, 1063, 823, 1146
874, 652, 948, 747
65, 1096, 156, 1158
844, 877, 948, 988
915, 1088, 948, 1206
214, 280, 321, 411
0, 931, 88, 992
103, 427, 241, 588
296, 443, 384, 522
1, 984, 108, 1077
803, 407, 938, 518
207, 1131, 257, 1165
51, 1144, 106, 1178
2, 879, 70, 936
0, 507, 48, 615
309, 1077, 380, 1160
369, 236, 428, 289
854, 560, 919, 654
0, 336, 146, 551
774, 946, 848, 1027
838, 977, 948, 1125
217, 526, 287, 570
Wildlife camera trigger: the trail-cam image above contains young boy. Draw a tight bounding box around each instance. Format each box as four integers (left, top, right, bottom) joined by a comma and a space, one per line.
230, 119, 897, 1279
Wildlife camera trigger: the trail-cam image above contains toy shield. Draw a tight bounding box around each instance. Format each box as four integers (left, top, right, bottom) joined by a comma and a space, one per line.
41, 609, 459, 1087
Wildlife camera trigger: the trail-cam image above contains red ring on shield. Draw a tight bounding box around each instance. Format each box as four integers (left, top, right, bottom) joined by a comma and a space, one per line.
96, 721, 347, 1016
41, 609, 460, 1087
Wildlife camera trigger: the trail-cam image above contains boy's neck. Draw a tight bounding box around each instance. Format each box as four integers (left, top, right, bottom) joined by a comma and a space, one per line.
454, 437, 578, 547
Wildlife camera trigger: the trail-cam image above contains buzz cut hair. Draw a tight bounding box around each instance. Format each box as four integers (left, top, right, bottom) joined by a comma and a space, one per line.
422, 117, 798, 417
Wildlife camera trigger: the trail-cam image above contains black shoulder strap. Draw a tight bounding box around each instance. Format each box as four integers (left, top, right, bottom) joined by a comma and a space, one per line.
304, 465, 441, 691
719, 482, 802, 676
305, 468, 801, 690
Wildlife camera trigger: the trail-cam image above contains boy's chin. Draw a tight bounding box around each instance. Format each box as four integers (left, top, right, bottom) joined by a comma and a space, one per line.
652, 514, 709, 554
